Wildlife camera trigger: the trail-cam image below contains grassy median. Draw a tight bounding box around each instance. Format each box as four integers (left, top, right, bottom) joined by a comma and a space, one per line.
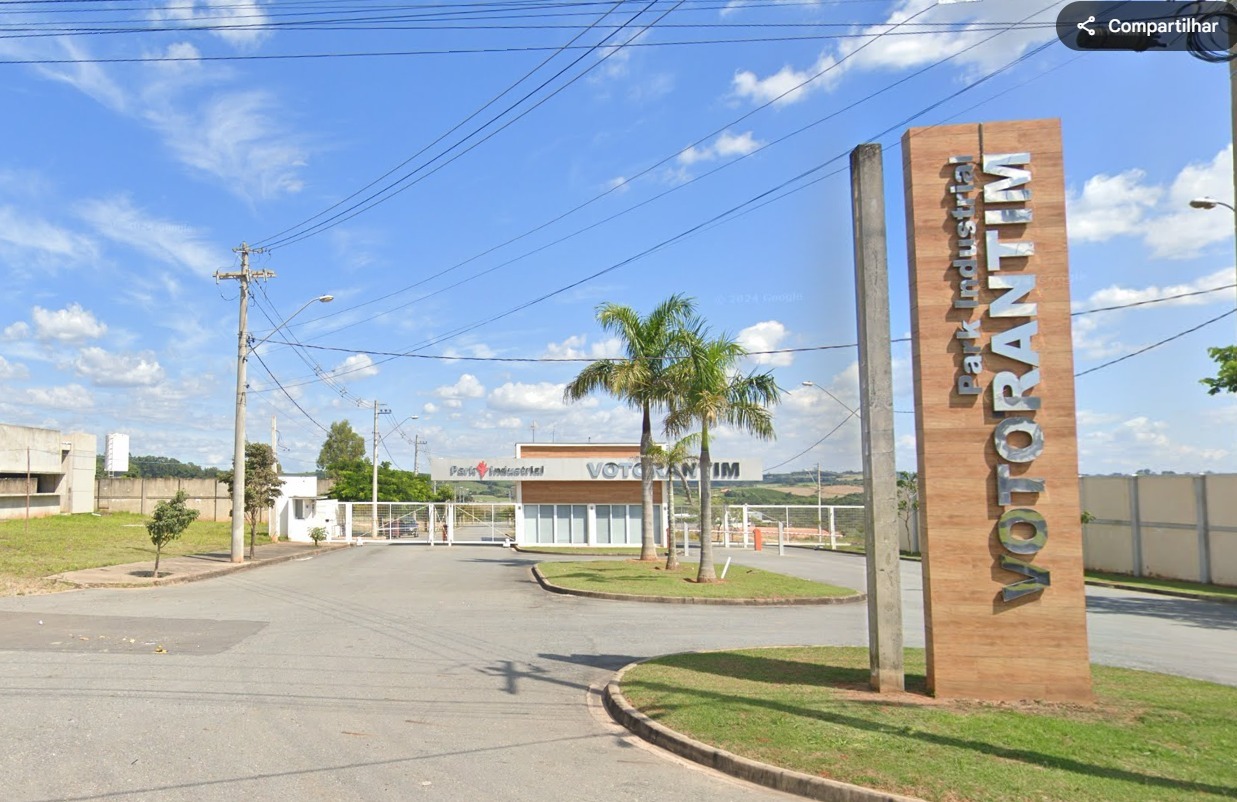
0, 513, 270, 595
536, 559, 857, 600
621, 646, 1237, 802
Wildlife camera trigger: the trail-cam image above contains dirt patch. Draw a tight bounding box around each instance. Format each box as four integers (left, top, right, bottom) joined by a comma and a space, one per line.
0, 574, 70, 597
781, 485, 863, 498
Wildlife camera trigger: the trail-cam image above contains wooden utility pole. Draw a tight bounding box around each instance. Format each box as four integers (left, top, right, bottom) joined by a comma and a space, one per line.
850, 143, 905, 693
215, 243, 274, 563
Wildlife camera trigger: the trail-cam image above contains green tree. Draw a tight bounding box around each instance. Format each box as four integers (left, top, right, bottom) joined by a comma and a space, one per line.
896, 471, 919, 552
326, 459, 452, 502
665, 331, 781, 583
219, 442, 284, 560
648, 434, 698, 571
146, 489, 200, 578
564, 294, 696, 562
317, 420, 367, 477
1201, 345, 1237, 395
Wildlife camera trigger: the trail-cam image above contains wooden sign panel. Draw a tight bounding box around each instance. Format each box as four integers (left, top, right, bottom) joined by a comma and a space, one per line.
902, 119, 1092, 702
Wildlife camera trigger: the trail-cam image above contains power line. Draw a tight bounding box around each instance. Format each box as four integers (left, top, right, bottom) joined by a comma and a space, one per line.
249, 349, 331, 434
766, 412, 858, 472
1074, 309, 1237, 379
1071, 283, 1237, 316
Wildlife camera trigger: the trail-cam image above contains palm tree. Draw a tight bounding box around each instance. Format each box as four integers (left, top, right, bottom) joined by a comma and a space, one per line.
563, 295, 696, 561
648, 433, 699, 571
666, 331, 780, 583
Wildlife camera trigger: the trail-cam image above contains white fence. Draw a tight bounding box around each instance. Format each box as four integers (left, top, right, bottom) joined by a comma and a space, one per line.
334, 502, 514, 545
720, 504, 867, 550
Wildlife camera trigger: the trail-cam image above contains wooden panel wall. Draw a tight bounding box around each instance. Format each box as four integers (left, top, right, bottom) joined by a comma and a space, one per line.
521, 481, 661, 504
903, 119, 1091, 702
518, 444, 640, 459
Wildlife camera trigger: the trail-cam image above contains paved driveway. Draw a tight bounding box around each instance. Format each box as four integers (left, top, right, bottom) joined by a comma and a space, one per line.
0, 546, 1233, 801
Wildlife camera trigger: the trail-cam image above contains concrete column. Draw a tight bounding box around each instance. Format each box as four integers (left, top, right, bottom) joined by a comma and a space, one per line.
851, 142, 904, 693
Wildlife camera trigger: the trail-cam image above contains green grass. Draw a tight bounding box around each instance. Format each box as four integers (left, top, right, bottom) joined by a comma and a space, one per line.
0, 513, 272, 582
537, 559, 857, 599
1085, 571, 1237, 602
622, 647, 1237, 802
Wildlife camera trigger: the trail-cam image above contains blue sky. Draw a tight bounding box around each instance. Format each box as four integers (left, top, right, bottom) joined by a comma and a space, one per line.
0, 0, 1233, 476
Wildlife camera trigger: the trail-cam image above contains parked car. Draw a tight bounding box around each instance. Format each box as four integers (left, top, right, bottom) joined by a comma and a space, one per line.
381, 518, 420, 538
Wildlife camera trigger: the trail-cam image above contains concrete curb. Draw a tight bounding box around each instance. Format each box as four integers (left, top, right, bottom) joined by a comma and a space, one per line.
52, 544, 350, 589
530, 565, 865, 606
603, 658, 926, 802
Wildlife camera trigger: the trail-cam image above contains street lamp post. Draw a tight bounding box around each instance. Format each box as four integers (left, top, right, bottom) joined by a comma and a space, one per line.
1188, 197, 1237, 342
227, 292, 333, 563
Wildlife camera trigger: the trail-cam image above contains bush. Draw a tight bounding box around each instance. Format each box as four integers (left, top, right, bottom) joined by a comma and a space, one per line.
309, 526, 328, 547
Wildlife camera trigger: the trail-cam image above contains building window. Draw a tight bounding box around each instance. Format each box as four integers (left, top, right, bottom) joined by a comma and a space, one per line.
293, 499, 315, 520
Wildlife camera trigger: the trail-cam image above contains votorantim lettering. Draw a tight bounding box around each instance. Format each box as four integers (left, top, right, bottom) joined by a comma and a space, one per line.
981, 150, 1050, 602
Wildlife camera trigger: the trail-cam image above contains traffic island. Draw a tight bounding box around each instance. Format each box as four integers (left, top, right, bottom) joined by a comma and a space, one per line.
608, 646, 1237, 802
532, 560, 862, 605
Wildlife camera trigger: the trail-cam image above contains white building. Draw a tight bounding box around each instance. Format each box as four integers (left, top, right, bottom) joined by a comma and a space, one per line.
271, 475, 339, 543
0, 424, 96, 521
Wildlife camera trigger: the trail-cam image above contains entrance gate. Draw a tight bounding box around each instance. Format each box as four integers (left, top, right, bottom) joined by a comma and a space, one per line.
333, 502, 515, 546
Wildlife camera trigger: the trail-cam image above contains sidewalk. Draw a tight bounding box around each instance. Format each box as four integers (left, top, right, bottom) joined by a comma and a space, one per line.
50, 541, 348, 589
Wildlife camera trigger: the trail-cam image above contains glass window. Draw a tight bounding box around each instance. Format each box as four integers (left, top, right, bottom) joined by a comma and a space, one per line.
293, 499, 314, 520
523, 505, 538, 542
571, 505, 587, 544
611, 505, 627, 545
595, 505, 611, 544
538, 505, 554, 544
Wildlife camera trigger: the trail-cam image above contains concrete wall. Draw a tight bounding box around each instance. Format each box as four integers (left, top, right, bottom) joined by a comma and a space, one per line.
1080, 474, 1237, 586
95, 477, 260, 523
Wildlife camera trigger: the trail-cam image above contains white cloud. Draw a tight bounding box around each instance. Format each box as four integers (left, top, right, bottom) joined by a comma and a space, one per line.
25, 383, 94, 411
489, 381, 588, 413
441, 343, 497, 361
149, 91, 308, 199
152, 0, 273, 49
76, 196, 228, 276
0, 206, 99, 268
1067, 170, 1162, 242
435, 373, 485, 399
1075, 269, 1235, 313
328, 353, 379, 381
1069, 145, 1234, 260
3, 322, 30, 341
0, 356, 29, 380
731, 1, 1063, 106
678, 130, 763, 166
35, 39, 129, 112
423, 402, 439, 415
31, 304, 107, 343
497, 416, 522, 429
605, 176, 631, 193
445, 399, 464, 410
542, 334, 624, 360
738, 320, 792, 366
73, 347, 165, 387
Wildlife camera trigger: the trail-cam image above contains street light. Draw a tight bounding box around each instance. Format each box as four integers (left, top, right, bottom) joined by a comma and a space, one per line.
229, 294, 333, 563
800, 380, 858, 415
1189, 197, 1237, 213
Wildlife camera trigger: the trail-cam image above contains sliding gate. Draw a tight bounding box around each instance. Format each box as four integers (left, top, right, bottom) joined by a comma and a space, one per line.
334, 502, 514, 546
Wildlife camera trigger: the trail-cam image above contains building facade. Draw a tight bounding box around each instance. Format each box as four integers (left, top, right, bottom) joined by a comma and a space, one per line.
0, 424, 96, 521
432, 443, 761, 547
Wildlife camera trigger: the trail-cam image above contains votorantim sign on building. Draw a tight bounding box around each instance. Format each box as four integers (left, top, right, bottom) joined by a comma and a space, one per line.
430, 457, 761, 483
903, 119, 1092, 703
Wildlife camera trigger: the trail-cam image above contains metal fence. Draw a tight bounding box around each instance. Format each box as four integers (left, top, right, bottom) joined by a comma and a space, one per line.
333, 502, 514, 545
721, 504, 867, 550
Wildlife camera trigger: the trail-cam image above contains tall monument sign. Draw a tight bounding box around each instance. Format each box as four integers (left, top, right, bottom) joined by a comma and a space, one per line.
902, 119, 1092, 702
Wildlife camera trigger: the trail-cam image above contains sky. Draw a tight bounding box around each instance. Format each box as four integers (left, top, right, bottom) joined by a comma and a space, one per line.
0, 0, 1234, 477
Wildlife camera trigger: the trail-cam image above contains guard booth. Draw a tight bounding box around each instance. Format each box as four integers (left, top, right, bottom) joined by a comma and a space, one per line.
431, 443, 760, 548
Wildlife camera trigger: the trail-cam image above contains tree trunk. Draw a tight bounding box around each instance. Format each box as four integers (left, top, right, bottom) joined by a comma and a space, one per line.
664, 476, 679, 571
696, 428, 716, 583
153, 543, 162, 579
638, 404, 657, 561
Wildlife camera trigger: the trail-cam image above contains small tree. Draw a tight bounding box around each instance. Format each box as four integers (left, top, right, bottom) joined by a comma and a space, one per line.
146, 490, 200, 578
1201, 345, 1237, 395
648, 434, 699, 571
896, 471, 919, 552
220, 442, 285, 560
309, 526, 328, 547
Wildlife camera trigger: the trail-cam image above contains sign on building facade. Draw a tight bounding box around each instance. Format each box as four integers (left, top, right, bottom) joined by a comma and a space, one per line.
903, 119, 1092, 702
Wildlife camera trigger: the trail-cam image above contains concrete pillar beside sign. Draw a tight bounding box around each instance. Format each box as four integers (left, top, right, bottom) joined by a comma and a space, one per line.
902, 119, 1092, 703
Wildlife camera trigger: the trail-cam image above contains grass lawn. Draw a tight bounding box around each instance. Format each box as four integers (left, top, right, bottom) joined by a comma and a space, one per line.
621, 647, 1237, 802
0, 513, 272, 595
536, 559, 857, 599
1085, 571, 1237, 602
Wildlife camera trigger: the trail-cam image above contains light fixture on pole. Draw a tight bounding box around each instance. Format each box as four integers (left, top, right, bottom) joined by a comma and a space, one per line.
1189, 196, 1237, 212
800, 380, 859, 416
227, 292, 333, 563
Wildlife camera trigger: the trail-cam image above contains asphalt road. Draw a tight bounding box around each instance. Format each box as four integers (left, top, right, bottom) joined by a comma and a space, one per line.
0, 546, 1233, 802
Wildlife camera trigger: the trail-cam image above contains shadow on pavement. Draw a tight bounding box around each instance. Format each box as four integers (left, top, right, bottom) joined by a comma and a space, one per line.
1085, 595, 1237, 631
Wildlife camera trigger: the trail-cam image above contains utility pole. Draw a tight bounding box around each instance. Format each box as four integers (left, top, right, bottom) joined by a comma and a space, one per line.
271, 414, 278, 465
372, 400, 390, 537
529, 421, 538, 443
413, 436, 427, 474
850, 143, 904, 693
216, 243, 274, 563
